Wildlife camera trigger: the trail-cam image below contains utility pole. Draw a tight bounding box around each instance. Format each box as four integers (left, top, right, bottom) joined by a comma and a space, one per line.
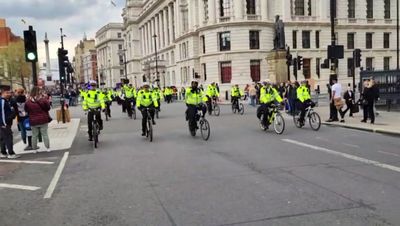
153, 34, 159, 86
397, 0, 399, 70
59, 28, 66, 123
330, 0, 337, 84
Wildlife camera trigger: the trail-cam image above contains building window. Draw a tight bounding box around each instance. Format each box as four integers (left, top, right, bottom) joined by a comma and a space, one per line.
200, 35, 206, 53
171, 51, 175, 64
220, 61, 232, 83
316, 58, 321, 78
303, 58, 311, 79
384, 33, 390, 49
348, 0, 355, 18
219, 0, 231, 17
366, 57, 373, 70
347, 33, 355, 49
384, 57, 390, 70
219, 32, 231, 51
119, 55, 124, 65
366, 33, 373, 49
182, 9, 189, 32
315, 31, 320, 49
118, 44, 123, 50
120, 69, 124, 76
347, 58, 355, 77
302, 31, 311, 49
249, 30, 260, 49
246, 0, 256, 15
294, 0, 305, 16
202, 63, 207, 81
250, 60, 261, 82
204, 0, 209, 22
293, 30, 297, 49
384, 0, 391, 19
307, 0, 312, 16
118, 33, 122, 38
366, 0, 373, 19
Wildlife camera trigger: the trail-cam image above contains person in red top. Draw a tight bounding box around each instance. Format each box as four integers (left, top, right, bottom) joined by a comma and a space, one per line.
25, 87, 52, 153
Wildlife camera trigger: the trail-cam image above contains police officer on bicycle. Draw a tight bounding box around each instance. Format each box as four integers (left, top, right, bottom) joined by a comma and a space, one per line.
205, 82, 219, 115
256, 80, 283, 129
297, 80, 313, 126
185, 80, 207, 130
231, 84, 244, 109
136, 83, 158, 136
82, 80, 106, 141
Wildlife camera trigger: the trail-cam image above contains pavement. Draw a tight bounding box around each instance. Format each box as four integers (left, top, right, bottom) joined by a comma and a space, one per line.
0, 102, 399, 226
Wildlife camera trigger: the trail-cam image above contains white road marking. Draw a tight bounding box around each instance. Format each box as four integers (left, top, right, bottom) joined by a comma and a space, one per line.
44, 152, 69, 199
0, 183, 41, 191
378, 151, 400, 158
282, 139, 400, 173
342, 143, 360, 148
0, 160, 54, 165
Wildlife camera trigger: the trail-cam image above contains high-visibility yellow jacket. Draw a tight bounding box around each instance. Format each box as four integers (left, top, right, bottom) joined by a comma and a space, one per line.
206, 85, 219, 97
122, 85, 136, 99
297, 85, 311, 103
152, 89, 163, 100
260, 86, 283, 104
136, 90, 159, 108
185, 87, 207, 105
231, 87, 244, 97
82, 89, 106, 110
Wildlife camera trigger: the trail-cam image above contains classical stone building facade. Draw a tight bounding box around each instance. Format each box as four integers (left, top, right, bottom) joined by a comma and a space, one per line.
95, 23, 126, 87
73, 37, 96, 83
122, 0, 399, 92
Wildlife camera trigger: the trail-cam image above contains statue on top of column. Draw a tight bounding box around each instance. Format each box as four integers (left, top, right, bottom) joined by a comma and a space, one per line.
273, 15, 286, 50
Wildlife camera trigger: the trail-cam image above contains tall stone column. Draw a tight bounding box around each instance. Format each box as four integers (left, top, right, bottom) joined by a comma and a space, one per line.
208, 0, 216, 24
169, 3, 174, 43
199, 0, 205, 26
159, 13, 164, 49
163, 8, 168, 46
188, 0, 193, 31
261, 0, 268, 20
174, 0, 180, 37
234, 0, 243, 21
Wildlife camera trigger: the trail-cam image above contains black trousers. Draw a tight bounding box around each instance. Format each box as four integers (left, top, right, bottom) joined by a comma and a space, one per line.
140, 106, 155, 133
257, 103, 272, 126
298, 100, 312, 122
341, 102, 353, 118
124, 98, 135, 117
329, 100, 339, 120
363, 102, 375, 123
186, 104, 207, 130
105, 101, 112, 116
231, 97, 239, 108
206, 96, 217, 114
88, 110, 102, 138
0, 126, 15, 155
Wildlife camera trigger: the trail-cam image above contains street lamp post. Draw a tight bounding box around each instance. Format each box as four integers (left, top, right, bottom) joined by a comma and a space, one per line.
153, 34, 159, 86
397, 0, 399, 70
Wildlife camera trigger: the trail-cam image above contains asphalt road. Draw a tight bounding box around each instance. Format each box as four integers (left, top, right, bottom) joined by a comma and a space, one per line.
0, 101, 399, 226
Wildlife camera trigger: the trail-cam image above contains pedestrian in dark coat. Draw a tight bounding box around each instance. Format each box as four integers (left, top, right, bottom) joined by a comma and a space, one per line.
341, 85, 355, 118
0, 87, 19, 158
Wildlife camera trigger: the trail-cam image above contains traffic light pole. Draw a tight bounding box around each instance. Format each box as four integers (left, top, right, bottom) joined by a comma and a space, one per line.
330, 0, 337, 84
32, 61, 37, 86
60, 28, 66, 123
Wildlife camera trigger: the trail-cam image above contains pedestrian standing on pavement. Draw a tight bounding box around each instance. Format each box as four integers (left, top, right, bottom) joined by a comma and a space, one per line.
360, 80, 377, 124
249, 84, 257, 107
15, 88, 33, 151
326, 79, 345, 122
341, 85, 355, 119
25, 87, 52, 153
0, 87, 19, 159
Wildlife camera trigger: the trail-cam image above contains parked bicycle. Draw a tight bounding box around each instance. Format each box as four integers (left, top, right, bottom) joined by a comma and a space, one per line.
260, 104, 285, 134
188, 106, 210, 141
293, 104, 321, 131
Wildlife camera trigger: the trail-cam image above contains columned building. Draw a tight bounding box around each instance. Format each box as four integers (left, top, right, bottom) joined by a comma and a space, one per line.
95, 23, 125, 87
123, 0, 400, 92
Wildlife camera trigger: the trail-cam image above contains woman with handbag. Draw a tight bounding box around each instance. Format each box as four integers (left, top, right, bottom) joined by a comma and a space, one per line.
341, 85, 356, 118
360, 80, 376, 124
25, 87, 52, 153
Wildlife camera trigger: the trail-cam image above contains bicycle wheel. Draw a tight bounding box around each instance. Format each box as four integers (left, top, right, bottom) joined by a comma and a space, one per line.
200, 119, 210, 141
309, 112, 321, 131
105, 111, 109, 121
273, 113, 285, 135
147, 119, 153, 142
214, 104, 220, 116
133, 109, 136, 120
231, 104, 236, 113
92, 122, 98, 149
293, 113, 303, 128
156, 109, 159, 119
239, 103, 244, 115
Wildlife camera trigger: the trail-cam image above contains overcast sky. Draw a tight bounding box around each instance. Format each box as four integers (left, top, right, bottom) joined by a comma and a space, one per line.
1, 0, 125, 66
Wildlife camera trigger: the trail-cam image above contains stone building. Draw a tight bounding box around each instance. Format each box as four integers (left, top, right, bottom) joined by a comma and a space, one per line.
122, 0, 399, 92
73, 37, 96, 83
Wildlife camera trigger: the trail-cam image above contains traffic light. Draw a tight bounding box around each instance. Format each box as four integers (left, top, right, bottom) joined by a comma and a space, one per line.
353, 49, 362, 68
286, 53, 293, 66
321, 59, 330, 69
58, 48, 69, 83
23, 26, 38, 62
297, 56, 303, 70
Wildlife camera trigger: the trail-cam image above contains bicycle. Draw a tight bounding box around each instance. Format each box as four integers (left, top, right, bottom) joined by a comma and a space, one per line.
210, 97, 220, 116
231, 97, 244, 115
104, 101, 111, 121
88, 108, 101, 148
293, 103, 321, 131
188, 106, 210, 141
143, 107, 153, 142
260, 104, 285, 135
131, 102, 137, 120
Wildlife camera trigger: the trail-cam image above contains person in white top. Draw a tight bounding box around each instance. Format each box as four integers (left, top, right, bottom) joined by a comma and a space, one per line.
327, 78, 345, 122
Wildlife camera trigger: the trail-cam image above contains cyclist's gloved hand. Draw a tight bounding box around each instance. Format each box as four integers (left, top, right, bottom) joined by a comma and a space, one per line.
102, 109, 106, 112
